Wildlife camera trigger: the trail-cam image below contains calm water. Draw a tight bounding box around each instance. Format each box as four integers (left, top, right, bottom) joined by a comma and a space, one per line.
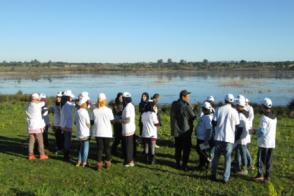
0, 73, 293, 105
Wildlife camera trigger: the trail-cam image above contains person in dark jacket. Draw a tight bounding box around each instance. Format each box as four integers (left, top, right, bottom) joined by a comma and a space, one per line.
152, 93, 161, 148
170, 90, 196, 171
110, 92, 124, 155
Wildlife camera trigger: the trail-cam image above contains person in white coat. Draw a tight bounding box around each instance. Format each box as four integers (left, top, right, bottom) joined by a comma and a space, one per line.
92, 93, 114, 171
75, 92, 91, 167
252, 98, 277, 182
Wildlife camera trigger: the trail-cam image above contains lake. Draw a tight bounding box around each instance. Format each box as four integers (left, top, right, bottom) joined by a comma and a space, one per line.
0, 73, 293, 105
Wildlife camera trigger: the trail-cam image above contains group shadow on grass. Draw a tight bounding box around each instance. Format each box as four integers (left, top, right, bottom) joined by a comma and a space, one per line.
0, 134, 255, 182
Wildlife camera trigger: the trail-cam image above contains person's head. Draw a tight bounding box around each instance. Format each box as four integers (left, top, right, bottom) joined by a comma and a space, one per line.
202, 101, 212, 115
79, 92, 90, 109
141, 92, 149, 103
56, 91, 62, 104
235, 95, 246, 112
31, 93, 40, 102
206, 96, 215, 106
40, 93, 47, 103
180, 90, 191, 103
115, 92, 123, 103
96, 93, 107, 108
145, 100, 156, 112
152, 93, 160, 103
122, 92, 132, 107
262, 97, 272, 113
224, 93, 234, 104
63, 90, 75, 102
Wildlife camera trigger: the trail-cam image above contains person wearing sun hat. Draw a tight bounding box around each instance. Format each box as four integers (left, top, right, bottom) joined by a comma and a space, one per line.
245, 97, 254, 169
75, 92, 91, 168
170, 89, 196, 171
252, 97, 277, 182
120, 92, 136, 167
51, 91, 64, 154
195, 101, 213, 170
92, 93, 115, 171
234, 95, 250, 176
211, 93, 240, 183
60, 90, 75, 161
26, 93, 48, 160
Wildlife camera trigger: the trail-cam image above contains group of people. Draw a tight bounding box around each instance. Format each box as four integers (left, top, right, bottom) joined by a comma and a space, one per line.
25, 89, 277, 183
170, 90, 277, 183
26, 90, 161, 170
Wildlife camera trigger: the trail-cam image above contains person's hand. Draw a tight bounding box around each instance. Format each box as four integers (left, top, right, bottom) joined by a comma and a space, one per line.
154, 106, 158, 114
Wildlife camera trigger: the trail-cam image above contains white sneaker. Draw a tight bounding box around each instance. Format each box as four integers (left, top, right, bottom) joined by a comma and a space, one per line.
125, 162, 135, 167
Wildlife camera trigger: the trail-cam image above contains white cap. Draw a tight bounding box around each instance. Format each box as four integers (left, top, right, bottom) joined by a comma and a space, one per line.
206, 96, 215, 102
64, 90, 75, 98
123, 92, 131, 98
236, 95, 246, 107
56, 91, 63, 97
79, 91, 89, 100
98, 93, 107, 101
40, 93, 46, 99
78, 94, 90, 105
263, 97, 272, 109
225, 93, 234, 103
203, 101, 212, 110
31, 93, 40, 100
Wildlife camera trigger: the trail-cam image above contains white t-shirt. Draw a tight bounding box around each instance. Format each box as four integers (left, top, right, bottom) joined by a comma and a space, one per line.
26, 102, 46, 133
91, 106, 114, 138
213, 104, 240, 144
122, 103, 136, 136
257, 114, 277, 148
196, 113, 213, 140
75, 108, 90, 139
237, 112, 250, 145
61, 102, 75, 129
141, 111, 159, 139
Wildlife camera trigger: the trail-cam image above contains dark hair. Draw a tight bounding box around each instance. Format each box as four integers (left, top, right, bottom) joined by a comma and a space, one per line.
115, 92, 123, 103
140, 92, 149, 103
123, 97, 132, 108
144, 101, 156, 113
152, 93, 160, 99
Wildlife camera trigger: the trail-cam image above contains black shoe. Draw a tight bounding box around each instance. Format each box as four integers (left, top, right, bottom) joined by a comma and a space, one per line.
182, 166, 189, 172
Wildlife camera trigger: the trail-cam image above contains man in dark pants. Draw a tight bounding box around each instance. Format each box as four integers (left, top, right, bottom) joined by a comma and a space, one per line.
170, 90, 196, 171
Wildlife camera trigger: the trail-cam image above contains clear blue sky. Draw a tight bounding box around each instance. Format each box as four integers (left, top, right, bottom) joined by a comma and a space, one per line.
0, 0, 293, 63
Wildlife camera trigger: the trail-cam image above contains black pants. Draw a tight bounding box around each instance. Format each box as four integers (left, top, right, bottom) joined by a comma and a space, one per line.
96, 137, 112, 161
43, 125, 49, 147
53, 126, 64, 151
175, 130, 192, 167
196, 139, 209, 167
257, 147, 273, 178
122, 135, 134, 164
112, 124, 122, 154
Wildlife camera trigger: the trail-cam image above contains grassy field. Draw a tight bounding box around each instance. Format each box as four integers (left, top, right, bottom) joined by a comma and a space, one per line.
0, 101, 293, 195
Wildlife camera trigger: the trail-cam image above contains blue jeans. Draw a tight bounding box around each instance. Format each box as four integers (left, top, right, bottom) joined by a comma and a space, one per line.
237, 144, 248, 171
246, 146, 253, 167
211, 141, 233, 182
78, 140, 89, 163
64, 131, 72, 155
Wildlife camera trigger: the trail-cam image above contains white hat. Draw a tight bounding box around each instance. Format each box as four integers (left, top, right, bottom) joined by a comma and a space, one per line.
78, 94, 90, 105
31, 93, 40, 100
236, 95, 246, 107
123, 92, 131, 98
263, 97, 272, 108
245, 98, 250, 103
225, 93, 234, 103
98, 93, 107, 101
206, 96, 215, 102
40, 93, 46, 99
79, 91, 89, 100
203, 101, 212, 110
56, 91, 63, 97
64, 90, 75, 98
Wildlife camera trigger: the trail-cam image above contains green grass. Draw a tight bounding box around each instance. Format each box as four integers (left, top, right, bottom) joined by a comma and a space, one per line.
0, 101, 293, 195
